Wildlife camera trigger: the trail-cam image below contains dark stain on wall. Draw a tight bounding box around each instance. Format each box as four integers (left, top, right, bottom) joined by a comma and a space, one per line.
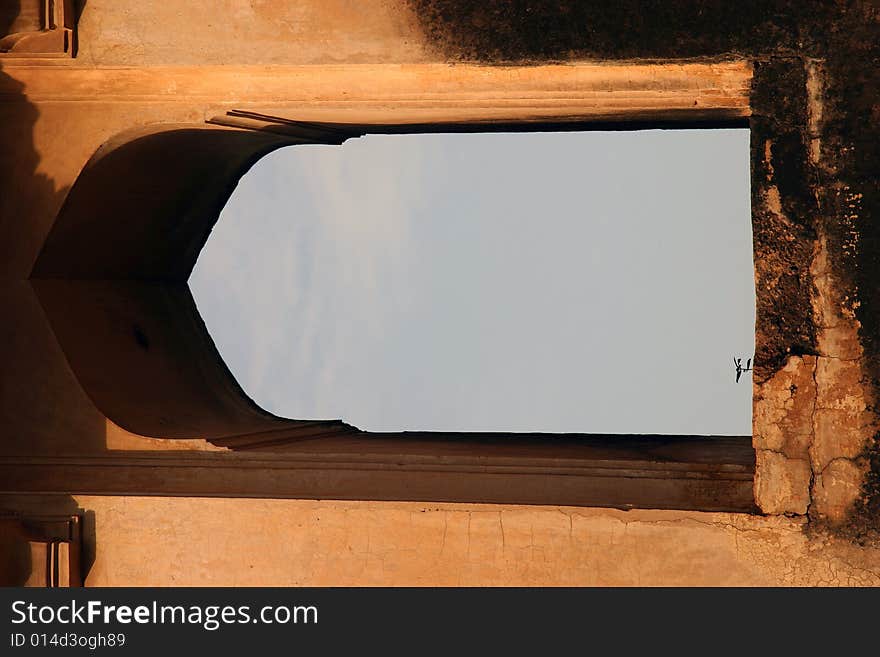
817, 2, 880, 542
407, 0, 819, 62
749, 59, 818, 382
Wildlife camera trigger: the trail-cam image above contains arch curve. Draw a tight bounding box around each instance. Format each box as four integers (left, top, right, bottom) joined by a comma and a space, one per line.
33, 125, 299, 282
30, 124, 358, 443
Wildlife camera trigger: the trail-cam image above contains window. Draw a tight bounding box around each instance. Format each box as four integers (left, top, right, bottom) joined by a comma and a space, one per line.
28, 84, 758, 511
192, 129, 754, 436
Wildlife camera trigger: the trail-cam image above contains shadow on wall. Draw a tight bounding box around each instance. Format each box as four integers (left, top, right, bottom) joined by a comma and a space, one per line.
0, 498, 95, 587
0, 0, 83, 55
0, 1, 95, 586
0, 0, 107, 457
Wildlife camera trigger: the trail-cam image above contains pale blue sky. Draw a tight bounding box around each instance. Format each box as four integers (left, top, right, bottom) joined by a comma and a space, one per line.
190, 129, 754, 434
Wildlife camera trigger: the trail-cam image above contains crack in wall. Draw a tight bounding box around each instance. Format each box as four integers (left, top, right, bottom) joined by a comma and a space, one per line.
753, 56, 879, 532
806, 58, 878, 528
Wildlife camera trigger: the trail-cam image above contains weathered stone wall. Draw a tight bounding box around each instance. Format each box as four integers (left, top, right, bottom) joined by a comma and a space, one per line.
2, 1, 880, 584
3, 495, 880, 586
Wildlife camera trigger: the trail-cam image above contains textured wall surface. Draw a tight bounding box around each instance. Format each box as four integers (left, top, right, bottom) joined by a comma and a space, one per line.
47, 497, 880, 586
2, 1, 880, 585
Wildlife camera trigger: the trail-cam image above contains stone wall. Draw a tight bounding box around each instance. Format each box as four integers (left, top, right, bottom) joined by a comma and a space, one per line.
2, 1, 880, 584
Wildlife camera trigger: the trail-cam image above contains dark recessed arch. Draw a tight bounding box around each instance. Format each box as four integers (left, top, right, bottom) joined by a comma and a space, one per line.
33, 125, 321, 282
27, 116, 756, 512
32, 123, 361, 441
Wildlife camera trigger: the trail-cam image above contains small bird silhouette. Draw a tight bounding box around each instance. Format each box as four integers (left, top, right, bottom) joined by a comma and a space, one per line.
733, 357, 753, 383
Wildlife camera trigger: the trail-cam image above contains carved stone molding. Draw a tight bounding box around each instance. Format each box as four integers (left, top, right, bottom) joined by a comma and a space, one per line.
0, 0, 76, 58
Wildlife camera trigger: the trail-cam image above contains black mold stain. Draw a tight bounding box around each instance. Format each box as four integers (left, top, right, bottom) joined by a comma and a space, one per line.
749, 59, 818, 382
407, 0, 825, 62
